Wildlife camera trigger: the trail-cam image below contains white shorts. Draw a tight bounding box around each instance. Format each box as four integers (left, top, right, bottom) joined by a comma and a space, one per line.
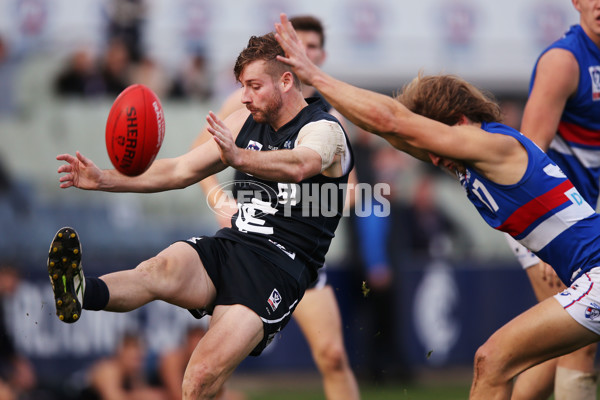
504, 233, 540, 270
554, 267, 600, 335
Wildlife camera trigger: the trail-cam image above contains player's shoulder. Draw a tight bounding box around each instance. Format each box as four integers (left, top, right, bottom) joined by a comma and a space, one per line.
537, 47, 579, 77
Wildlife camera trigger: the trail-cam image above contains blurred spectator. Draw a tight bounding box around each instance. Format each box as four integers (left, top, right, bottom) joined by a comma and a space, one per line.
79, 332, 166, 400
54, 48, 104, 98
0, 263, 37, 400
0, 157, 30, 217
104, 0, 148, 63
349, 128, 413, 384
0, 35, 20, 116
158, 324, 246, 400
169, 52, 213, 101
100, 39, 132, 97
404, 167, 467, 259
130, 56, 170, 99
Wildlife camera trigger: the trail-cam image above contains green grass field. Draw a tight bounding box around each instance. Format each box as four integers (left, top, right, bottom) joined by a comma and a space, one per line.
243, 383, 471, 400
228, 370, 473, 400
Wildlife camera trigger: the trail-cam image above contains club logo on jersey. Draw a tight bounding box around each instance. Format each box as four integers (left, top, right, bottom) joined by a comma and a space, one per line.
267, 288, 282, 312
246, 140, 263, 151
543, 163, 566, 179
589, 66, 600, 101
585, 304, 600, 320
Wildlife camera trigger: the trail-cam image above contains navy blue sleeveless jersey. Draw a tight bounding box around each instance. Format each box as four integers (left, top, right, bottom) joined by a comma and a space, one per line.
215, 97, 353, 284
459, 122, 600, 285
531, 24, 600, 208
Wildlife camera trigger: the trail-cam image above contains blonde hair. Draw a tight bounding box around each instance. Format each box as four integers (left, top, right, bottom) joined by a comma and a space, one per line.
396, 73, 503, 125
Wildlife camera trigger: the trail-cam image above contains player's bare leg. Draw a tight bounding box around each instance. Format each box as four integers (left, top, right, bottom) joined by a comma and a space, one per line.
512, 263, 598, 400
183, 304, 263, 399
293, 286, 360, 400
471, 297, 599, 400
99, 242, 216, 312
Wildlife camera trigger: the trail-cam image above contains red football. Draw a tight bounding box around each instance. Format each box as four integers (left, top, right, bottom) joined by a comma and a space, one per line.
105, 84, 165, 176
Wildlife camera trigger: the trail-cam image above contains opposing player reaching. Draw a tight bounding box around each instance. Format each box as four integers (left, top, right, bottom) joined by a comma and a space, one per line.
507, 1, 600, 398
50, 31, 353, 399
274, 13, 600, 399
194, 16, 360, 400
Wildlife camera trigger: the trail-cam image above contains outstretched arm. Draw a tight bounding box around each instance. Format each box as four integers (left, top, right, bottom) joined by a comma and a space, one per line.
275, 14, 407, 139
274, 13, 521, 171
57, 136, 227, 193
274, 14, 449, 163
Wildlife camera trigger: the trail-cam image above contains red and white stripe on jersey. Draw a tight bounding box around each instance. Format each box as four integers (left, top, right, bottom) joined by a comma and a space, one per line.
496, 180, 596, 252
551, 121, 600, 169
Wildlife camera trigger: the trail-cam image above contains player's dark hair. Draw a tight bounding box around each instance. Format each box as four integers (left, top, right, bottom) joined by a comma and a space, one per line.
290, 15, 325, 47
234, 32, 300, 89
396, 73, 503, 125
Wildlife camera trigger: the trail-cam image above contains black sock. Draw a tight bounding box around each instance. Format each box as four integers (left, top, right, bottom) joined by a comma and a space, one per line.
83, 277, 110, 311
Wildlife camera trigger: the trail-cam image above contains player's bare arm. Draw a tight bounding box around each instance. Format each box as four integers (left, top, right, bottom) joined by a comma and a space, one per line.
57, 134, 227, 193
207, 111, 327, 183
276, 13, 527, 183
521, 48, 579, 150
56, 107, 252, 193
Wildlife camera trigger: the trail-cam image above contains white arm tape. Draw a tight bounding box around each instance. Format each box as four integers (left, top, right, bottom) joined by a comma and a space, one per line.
296, 120, 346, 172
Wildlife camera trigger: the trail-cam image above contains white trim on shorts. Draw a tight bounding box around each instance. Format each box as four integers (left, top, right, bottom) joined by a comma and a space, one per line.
309, 266, 328, 290
503, 232, 541, 270
554, 267, 600, 335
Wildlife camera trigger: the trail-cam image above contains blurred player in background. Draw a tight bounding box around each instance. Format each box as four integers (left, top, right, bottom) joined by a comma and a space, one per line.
79, 332, 167, 400
273, 12, 600, 399
507, 1, 600, 398
193, 15, 360, 400
51, 30, 353, 399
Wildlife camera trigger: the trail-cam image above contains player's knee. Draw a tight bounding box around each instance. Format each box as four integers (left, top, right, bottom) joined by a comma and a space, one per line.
473, 342, 499, 383
182, 362, 220, 399
315, 340, 348, 374
135, 256, 180, 297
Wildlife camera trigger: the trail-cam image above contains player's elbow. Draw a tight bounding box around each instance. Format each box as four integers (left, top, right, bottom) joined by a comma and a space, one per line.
171, 161, 201, 189
287, 167, 309, 183
289, 160, 321, 183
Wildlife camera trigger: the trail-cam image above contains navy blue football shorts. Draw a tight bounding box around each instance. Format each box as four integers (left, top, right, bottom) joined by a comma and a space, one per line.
182, 236, 305, 356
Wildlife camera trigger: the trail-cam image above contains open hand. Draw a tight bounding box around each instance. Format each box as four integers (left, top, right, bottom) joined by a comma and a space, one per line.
274, 13, 319, 86
56, 151, 102, 190
206, 111, 241, 168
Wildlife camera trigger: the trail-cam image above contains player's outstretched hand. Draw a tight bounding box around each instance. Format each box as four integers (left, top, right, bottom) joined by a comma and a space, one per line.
56, 151, 102, 190
206, 111, 241, 168
274, 13, 319, 86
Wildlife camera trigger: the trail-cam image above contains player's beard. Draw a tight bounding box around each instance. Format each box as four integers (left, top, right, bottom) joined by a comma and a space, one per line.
249, 90, 283, 126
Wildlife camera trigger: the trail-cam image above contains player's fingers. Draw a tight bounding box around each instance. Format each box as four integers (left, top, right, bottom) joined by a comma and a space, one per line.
206, 113, 219, 130
59, 174, 72, 183
57, 164, 73, 174
280, 13, 296, 39
209, 111, 229, 131
276, 54, 293, 66
207, 125, 219, 138
75, 151, 92, 166
56, 153, 76, 163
